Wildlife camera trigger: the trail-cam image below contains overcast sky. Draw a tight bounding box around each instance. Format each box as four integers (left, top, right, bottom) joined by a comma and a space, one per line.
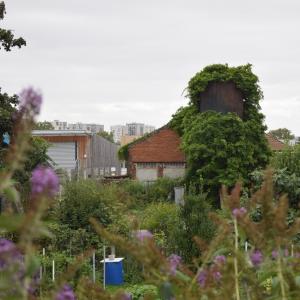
1, 0, 300, 134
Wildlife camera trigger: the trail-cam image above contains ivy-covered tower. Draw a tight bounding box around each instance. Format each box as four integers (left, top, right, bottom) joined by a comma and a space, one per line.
171, 64, 271, 206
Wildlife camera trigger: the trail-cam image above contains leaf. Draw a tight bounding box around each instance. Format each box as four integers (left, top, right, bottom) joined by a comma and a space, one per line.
25, 254, 40, 277
0, 214, 24, 231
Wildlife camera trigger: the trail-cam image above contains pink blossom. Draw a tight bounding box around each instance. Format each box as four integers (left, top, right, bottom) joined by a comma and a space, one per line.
232, 207, 247, 218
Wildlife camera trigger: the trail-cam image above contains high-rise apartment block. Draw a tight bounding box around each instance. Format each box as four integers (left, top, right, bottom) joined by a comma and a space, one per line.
110, 125, 126, 144
110, 123, 155, 143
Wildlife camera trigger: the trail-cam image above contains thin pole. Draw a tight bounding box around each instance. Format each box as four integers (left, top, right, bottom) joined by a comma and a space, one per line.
103, 245, 106, 290
245, 241, 248, 252
52, 260, 55, 282
92, 251, 96, 283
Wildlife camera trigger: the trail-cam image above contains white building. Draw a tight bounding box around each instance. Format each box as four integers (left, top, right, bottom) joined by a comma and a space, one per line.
52, 120, 68, 130
144, 125, 156, 134
110, 125, 126, 143
68, 123, 104, 133
110, 123, 156, 143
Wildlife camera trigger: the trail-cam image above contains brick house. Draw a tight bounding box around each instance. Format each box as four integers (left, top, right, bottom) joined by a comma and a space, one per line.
127, 127, 285, 181
127, 126, 185, 181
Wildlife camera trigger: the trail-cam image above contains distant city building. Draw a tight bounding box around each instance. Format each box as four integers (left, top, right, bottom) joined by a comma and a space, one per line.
51, 120, 104, 133
68, 123, 104, 133
110, 125, 126, 143
126, 123, 144, 136
52, 120, 68, 130
144, 125, 156, 134
110, 123, 155, 143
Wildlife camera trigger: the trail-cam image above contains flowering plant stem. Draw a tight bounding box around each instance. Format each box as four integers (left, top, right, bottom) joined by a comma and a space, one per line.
234, 218, 240, 300
276, 249, 287, 300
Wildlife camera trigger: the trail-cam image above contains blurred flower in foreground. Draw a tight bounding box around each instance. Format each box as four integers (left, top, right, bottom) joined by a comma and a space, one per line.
0, 238, 22, 268
197, 270, 208, 288
214, 255, 226, 265
232, 207, 247, 218
120, 292, 132, 300
250, 250, 263, 267
168, 254, 181, 275
135, 229, 153, 242
30, 166, 59, 197
55, 284, 76, 300
19, 87, 42, 115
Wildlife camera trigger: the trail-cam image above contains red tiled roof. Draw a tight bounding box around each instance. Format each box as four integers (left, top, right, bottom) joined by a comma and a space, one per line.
265, 133, 285, 151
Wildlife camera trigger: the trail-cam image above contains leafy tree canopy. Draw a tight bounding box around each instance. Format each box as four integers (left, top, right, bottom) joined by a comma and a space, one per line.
0, 2, 26, 51
269, 128, 295, 142
0, 1, 26, 164
97, 130, 114, 143
34, 121, 54, 130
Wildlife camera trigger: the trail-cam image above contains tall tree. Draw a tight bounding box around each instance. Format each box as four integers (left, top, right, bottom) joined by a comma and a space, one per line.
0, 1, 26, 164
97, 131, 114, 143
0, 2, 26, 51
269, 128, 295, 142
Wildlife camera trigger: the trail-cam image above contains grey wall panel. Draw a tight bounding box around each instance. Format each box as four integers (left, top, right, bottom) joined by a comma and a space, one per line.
87, 135, 122, 175
47, 142, 76, 171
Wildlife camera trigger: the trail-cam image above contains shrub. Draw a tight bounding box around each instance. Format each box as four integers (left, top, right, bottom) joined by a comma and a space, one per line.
177, 193, 216, 261
141, 202, 180, 254
58, 180, 113, 231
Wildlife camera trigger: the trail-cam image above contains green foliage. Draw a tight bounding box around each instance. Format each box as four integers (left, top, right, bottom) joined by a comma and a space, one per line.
271, 144, 300, 177
58, 180, 114, 231
0, 1, 26, 51
34, 121, 54, 130
177, 193, 216, 261
98, 131, 114, 143
170, 64, 270, 204
182, 111, 270, 203
169, 105, 198, 136
269, 128, 295, 142
141, 202, 180, 254
125, 284, 159, 300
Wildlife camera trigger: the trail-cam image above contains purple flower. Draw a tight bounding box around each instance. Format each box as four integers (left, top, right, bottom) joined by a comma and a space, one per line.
214, 255, 226, 265
284, 248, 289, 257
0, 239, 23, 269
135, 230, 153, 242
250, 250, 263, 267
30, 166, 59, 197
272, 250, 278, 259
55, 285, 76, 300
168, 254, 181, 275
19, 87, 42, 115
232, 207, 247, 218
213, 271, 222, 282
120, 292, 132, 300
197, 270, 208, 288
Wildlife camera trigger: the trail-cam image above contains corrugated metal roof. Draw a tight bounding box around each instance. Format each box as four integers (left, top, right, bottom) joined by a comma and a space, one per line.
32, 130, 91, 136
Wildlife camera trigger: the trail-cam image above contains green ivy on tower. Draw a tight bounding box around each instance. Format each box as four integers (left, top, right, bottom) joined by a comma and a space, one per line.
170, 64, 271, 206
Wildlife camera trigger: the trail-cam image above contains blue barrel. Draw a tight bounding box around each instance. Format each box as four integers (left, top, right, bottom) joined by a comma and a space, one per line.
102, 258, 124, 285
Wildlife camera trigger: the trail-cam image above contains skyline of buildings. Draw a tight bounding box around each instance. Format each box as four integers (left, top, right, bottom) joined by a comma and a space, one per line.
50, 120, 156, 143
110, 123, 156, 143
